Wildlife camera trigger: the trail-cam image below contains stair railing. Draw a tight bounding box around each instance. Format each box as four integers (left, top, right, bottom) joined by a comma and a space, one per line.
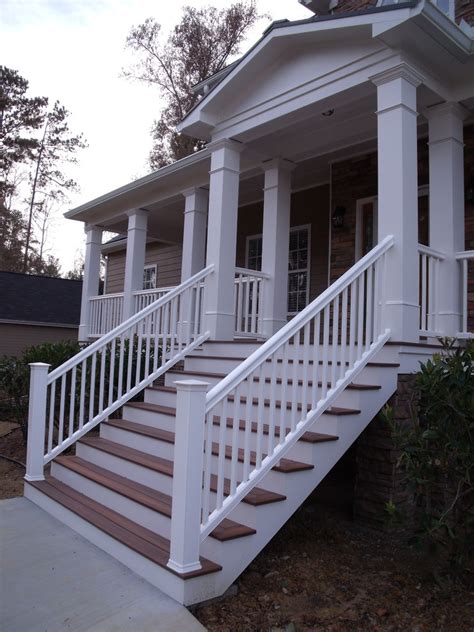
25, 265, 214, 481
167, 236, 394, 573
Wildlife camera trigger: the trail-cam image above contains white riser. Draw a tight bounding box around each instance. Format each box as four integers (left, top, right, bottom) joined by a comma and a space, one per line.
101, 423, 175, 461
51, 460, 171, 537
76, 442, 174, 496
145, 388, 177, 408
200, 342, 261, 356
184, 356, 242, 374
123, 405, 176, 431
24, 482, 218, 606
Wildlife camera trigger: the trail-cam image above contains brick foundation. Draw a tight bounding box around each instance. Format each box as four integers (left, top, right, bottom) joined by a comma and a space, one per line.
353, 374, 417, 531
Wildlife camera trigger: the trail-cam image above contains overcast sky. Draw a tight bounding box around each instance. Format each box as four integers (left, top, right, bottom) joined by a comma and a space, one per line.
1, 0, 309, 272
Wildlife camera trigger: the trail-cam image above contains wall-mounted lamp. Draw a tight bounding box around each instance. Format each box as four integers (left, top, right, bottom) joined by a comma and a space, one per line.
332, 205, 346, 229
466, 176, 474, 204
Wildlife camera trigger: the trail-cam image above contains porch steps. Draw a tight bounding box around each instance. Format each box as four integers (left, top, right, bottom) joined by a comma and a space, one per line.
25, 338, 405, 605
27, 477, 221, 578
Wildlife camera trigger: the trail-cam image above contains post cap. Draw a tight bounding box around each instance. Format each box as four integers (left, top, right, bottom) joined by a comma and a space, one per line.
174, 379, 209, 392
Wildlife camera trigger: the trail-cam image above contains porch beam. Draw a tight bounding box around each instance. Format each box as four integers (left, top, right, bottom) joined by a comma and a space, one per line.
123, 209, 149, 321
261, 158, 295, 337
78, 224, 103, 342
181, 187, 208, 282
426, 102, 469, 336
373, 64, 422, 342
204, 138, 244, 340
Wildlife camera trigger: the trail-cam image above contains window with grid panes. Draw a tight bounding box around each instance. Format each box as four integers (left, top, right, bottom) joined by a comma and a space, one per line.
143, 265, 157, 289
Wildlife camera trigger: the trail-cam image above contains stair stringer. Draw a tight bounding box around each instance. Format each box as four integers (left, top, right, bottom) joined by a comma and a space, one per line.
199, 354, 400, 600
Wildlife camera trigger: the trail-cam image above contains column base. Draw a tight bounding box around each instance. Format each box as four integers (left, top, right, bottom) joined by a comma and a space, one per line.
78, 324, 91, 343
261, 318, 287, 338
384, 302, 420, 343
204, 311, 235, 341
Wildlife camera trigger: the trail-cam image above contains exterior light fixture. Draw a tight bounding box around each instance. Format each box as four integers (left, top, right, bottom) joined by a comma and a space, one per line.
322, 109, 335, 117
332, 205, 346, 229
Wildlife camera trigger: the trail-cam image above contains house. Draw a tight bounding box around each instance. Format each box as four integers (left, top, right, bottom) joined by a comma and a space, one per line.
0, 272, 82, 357
23, 0, 474, 606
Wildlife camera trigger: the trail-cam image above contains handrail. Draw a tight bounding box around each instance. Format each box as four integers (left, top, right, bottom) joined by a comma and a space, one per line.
48, 265, 213, 383
207, 235, 394, 411
234, 267, 271, 279
90, 292, 124, 300
199, 236, 394, 539
456, 250, 474, 260
418, 244, 445, 260
133, 286, 176, 296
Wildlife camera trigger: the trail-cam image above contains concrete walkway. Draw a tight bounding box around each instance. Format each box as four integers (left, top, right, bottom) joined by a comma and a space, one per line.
0, 497, 206, 632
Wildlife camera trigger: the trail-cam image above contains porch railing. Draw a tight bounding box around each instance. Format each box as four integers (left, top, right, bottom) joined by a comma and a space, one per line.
89, 293, 124, 338
456, 250, 474, 337
134, 286, 176, 312
418, 244, 445, 336
234, 267, 270, 337
25, 265, 214, 481
166, 236, 394, 573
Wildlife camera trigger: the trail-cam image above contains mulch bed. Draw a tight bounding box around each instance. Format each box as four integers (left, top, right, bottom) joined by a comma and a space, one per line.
194, 503, 474, 631
0, 421, 26, 500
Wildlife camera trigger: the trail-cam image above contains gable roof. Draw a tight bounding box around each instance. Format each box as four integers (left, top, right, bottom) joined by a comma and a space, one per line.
0, 272, 82, 326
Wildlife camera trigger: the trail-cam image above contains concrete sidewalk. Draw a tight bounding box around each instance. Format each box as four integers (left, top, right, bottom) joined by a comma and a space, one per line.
0, 497, 206, 632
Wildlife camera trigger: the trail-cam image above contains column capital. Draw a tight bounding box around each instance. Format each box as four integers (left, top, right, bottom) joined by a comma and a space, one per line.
424, 101, 470, 122
181, 186, 209, 199
126, 208, 149, 219
371, 63, 424, 89
207, 138, 245, 154
84, 223, 102, 234
261, 158, 297, 173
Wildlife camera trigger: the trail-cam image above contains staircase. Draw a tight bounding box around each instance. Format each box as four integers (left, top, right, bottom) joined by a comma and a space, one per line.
23, 236, 406, 605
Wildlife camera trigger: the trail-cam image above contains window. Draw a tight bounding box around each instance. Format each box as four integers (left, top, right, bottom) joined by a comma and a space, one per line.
431, 0, 455, 19
143, 265, 157, 290
246, 225, 310, 315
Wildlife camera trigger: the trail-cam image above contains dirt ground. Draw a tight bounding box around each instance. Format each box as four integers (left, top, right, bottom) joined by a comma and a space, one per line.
1, 420, 472, 631
194, 503, 474, 632
0, 421, 26, 500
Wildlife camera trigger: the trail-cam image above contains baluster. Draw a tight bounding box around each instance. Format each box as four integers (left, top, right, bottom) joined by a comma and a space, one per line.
301, 322, 310, 421
162, 301, 170, 366
243, 375, 253, 481
321, 305, 330, 399
47, 380, 56, 454
152, 307, 161, 374
244, 277, 251, 334
256, 364, 265, 468
216, 398, 227, 511
193, 285, 201, 337
108, 340, 116, 408
236, 275, 244, 334
349, 281, 357, 367
58, 374, 66, 446
421, 254, 427, 331
290, 335, 299, 432
202, 411, 213, 524
170, 296, 178, 360
98, 348, 106, 415
79, 359, 86, 429
250, 278, 258, 335
68, 366, 77, 439
89, 353, 97, 422
463, 259, 468, 334
118, 334, 125, 398
279, 343, 289, 445
366, 264, 373, 349
135, 320, 144, 386
230, 383, 240, 496
126, 326, 134, 392
267, 352, 277, 455
331, 296, 339, 390
340, 288, 348, 381
311, 313, 320, 411
144, 314, 152, 379
357, 274, 364, 360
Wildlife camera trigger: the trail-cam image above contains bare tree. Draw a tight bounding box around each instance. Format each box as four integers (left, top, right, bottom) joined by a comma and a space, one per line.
123, 2, 267, 169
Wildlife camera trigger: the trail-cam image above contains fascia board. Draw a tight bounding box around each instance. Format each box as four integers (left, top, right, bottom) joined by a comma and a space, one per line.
65, 147, 210, 220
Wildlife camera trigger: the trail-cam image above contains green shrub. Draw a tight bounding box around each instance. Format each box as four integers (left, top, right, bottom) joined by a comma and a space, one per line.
389, 338, 474, 573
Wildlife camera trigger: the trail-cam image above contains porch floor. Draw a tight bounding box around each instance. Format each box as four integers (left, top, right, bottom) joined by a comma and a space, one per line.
0, 497, 205, 632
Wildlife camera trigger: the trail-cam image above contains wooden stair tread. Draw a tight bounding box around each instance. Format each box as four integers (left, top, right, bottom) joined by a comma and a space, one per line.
126, 401, 175, 416
213, 417, 339, 444
210, 443, 313, 473
55, 456, 255, 542
28, 477, 221, 578
326, 406, 361, 415
79, 437, 285, 506
151, 379, 380, 394
104, 419, 312, 473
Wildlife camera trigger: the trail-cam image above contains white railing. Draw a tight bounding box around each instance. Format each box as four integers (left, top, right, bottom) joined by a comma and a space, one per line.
234, 268, 269, 337
89, 293, 124, 337
418, 244, 445, 336
134, 286, 175, 312
456, 250, 474, 337
25, 265, 214, 481
166, 236, 394, 573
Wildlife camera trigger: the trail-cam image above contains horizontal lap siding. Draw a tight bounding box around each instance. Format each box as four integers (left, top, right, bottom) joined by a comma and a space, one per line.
105, 243, 183, 294
0, 324, 78, 357
463, 125, 474, 331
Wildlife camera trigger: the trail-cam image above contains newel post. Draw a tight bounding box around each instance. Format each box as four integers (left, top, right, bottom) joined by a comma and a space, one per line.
167, 379, 209, 574
25, 362, 50, 482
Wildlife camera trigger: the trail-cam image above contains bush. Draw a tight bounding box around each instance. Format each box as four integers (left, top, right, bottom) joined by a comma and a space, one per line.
388, 338, 474, 574
0, 340, 82, 440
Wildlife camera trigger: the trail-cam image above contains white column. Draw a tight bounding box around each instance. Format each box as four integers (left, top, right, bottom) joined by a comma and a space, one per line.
373, 65, 422, 342
261, 159, 295, 337
167, 379, 208, 574
122, 209, 148, 322
426, 102, 468, 336
181, 187, 208, 282
78, 224, 103, 342
25, 362, 50, 482
204, 139, 243, 340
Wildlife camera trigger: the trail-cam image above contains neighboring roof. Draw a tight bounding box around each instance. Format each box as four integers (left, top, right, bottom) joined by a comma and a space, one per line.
0, 271, 82, 326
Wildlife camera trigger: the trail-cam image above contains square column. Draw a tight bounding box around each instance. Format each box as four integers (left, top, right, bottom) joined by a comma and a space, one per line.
426, 102, 468, 335
373, 65, 422, 342
204, 139, 244, 340
78, 224, 103, 341
123, 209, 149, 321
181, 187, 208, 282
261, 158, 295, 337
